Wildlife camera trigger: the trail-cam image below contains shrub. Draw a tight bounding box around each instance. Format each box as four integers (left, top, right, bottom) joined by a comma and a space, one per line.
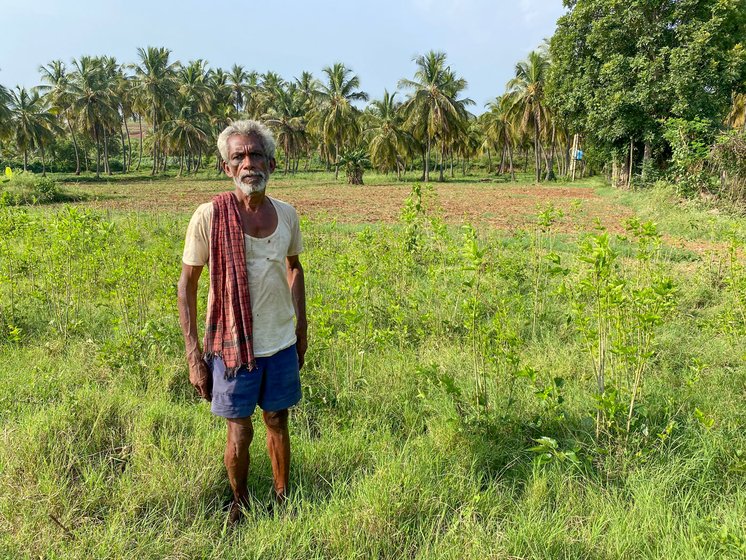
710, 130, 746, 203
0, 171, 70, 206
662, 118, 716, 198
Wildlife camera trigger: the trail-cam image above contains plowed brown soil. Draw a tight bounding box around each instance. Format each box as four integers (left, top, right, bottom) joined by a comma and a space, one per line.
68, 176, 633, 234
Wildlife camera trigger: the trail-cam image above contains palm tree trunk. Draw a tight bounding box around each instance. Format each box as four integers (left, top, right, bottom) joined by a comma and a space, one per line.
506, 130, 515, 181
40, 144, 46, 176
285, 138, 290, 174
23, 150, 28, 172
425, 137, 431, 182
438, 143, 445, 182
94, 126, 101, 179
151, 109, 158, 175
125, 117, 132, 171
545, 123, 556, 181
119, 118, 127, 173
334, 144, 339, 180
534, 119, 541, 183
103, 127, 112, 176
137, 116, 143, 171
67, 119, 81, 175
486, 147, 492, 174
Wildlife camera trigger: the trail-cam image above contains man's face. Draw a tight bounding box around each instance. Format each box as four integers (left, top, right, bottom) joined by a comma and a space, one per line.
223, 134, 276, 196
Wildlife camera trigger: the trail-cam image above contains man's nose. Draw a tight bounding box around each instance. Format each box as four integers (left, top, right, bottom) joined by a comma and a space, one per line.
239, 153, 253, 168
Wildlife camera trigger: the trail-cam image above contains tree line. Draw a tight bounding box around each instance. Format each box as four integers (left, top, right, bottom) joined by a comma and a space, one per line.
0, 0, 744, 193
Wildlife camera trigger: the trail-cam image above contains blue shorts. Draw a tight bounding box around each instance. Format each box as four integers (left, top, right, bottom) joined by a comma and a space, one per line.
208, 344, 302, 419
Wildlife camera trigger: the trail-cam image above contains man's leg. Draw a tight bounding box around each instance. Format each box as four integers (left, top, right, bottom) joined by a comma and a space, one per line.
225, 417, 254, 509
262, 409, 290, 501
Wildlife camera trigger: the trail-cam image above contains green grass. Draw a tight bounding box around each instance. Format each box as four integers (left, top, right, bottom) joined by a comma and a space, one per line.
598, 180, 746, 244
1, 175, 745, 559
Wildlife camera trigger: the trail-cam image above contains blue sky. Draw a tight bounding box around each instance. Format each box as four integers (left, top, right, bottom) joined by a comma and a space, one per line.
0, 0, 566, 113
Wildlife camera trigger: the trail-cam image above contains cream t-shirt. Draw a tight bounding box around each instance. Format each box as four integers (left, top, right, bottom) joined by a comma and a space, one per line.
182, 196, 303, 357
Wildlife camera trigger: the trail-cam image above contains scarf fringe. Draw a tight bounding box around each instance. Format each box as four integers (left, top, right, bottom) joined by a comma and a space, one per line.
203, 351, 257, 379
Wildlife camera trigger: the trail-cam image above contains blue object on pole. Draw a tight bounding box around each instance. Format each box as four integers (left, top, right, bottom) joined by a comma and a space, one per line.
576, 150, 584, 161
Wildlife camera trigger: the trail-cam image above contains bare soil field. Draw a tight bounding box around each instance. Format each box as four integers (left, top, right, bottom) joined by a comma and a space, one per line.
66, 176, 633, 234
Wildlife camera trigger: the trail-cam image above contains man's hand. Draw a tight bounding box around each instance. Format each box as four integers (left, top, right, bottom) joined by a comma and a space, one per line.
189, 360, 212, 401
296, 328, 307, 370
179, 263, 210, 401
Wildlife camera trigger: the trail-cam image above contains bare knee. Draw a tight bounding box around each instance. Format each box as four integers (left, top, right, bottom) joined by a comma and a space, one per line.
262, 409, 289, 433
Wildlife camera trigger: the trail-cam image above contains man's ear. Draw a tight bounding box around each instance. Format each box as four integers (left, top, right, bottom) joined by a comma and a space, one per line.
268, 157, 277, 174
223, 160, 233, 176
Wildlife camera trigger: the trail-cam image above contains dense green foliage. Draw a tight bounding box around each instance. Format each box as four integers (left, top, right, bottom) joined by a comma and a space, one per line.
1, 180, 745, 558
548, 0, 746, 185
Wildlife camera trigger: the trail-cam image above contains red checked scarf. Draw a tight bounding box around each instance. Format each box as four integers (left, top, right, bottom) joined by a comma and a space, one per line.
203, 192, 255, 376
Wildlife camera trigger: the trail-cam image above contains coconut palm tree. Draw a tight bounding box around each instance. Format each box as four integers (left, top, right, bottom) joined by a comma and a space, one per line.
130, 46, 179, 174
242, 71, 261, 118
0, 83, 11, 139
454, 118, 482, 177
294, 71, 321, 169
262, 82, 309, 174
162, 105, 211, 175
179, 60, 213, 113
206, 67, 236, 169
313, 62, 368, 179
506, 49, 551, 182
114, 64, 135, 173
229, 64, 249, 114
97, 56, 126, 175
398, 51, 473, 182
295, 71, 320, 108
255, 71, 286, 117
9, 87, 59, 173
337, 148, 368, 185
38, 60, 82, 174
365, 90, 415, 178
69, 56, 119, 177
482, 95, 516, 180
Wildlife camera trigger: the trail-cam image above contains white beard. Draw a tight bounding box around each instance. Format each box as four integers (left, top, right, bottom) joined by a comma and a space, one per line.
233, 172, 267, 196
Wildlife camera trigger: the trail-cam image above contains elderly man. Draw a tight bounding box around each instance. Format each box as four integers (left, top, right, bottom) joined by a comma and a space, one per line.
177, 120, 306, 523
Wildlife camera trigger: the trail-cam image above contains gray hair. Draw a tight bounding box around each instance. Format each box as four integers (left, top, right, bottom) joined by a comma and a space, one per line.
217, 120, 276, 161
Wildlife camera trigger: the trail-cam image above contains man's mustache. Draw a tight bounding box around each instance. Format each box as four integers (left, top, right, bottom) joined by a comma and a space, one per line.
240, 170, 266, 181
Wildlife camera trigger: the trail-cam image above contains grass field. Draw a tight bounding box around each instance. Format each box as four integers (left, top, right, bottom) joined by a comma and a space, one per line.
1, 171, 745, 559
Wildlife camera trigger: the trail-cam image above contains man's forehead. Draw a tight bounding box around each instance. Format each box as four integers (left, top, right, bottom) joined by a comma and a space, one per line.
227, 134, 263, 151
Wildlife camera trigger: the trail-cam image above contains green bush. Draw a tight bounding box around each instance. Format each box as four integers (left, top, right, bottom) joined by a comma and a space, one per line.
0, 171, 72, 206
662, 118, 716, 198
710, 130, 746, 203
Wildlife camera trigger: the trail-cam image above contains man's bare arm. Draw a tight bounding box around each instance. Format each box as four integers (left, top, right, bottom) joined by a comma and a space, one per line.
286, 254, 307, 369
177, 263, 211, 400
